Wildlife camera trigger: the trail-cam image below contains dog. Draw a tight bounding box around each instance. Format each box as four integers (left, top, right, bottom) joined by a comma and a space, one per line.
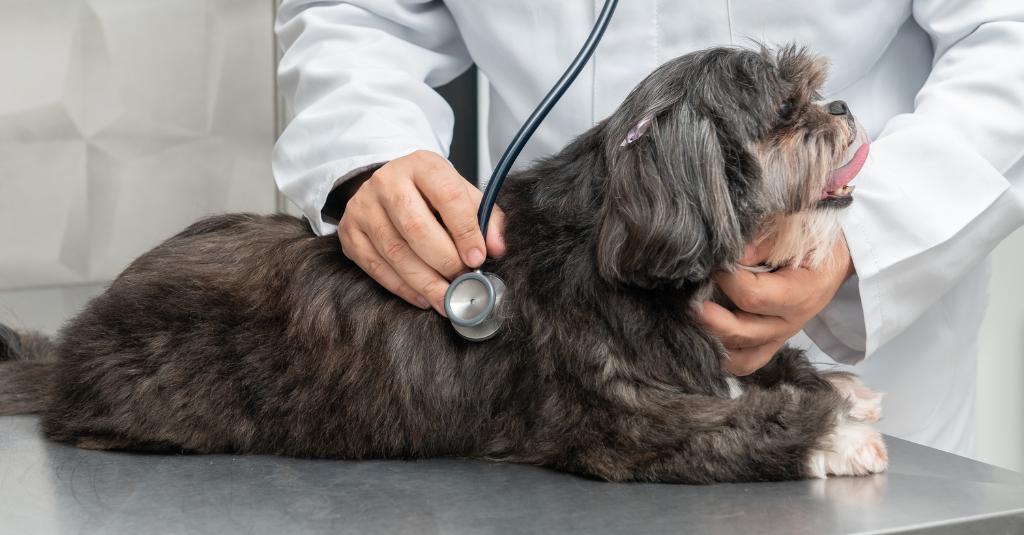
0, 46, 885, 482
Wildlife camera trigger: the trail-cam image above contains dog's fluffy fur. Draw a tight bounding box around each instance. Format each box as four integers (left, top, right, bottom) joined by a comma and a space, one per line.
0, 46, 885, 482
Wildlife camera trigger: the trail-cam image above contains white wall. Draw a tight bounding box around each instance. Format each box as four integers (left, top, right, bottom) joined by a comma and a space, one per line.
0, 0, 276, 291
977, 227, 1024, 472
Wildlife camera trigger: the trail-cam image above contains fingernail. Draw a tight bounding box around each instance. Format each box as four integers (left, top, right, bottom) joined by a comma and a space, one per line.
467, 248, 485, 267
416, 295, 430, 309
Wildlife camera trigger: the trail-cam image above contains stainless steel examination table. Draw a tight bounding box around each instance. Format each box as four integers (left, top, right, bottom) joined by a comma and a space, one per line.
1, 416, 1022, 534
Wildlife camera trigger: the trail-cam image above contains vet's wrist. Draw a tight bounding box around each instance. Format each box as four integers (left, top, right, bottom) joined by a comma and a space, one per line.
322, 164, 383, 223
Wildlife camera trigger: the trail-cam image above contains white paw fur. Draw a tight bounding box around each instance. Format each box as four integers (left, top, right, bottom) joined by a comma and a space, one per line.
805, 375, 887, 478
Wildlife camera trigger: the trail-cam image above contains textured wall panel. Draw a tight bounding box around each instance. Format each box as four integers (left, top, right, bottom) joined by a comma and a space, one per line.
0, 0, 275, 290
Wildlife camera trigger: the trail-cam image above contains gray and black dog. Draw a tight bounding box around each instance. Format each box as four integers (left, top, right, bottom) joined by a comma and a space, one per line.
0, 46, 885, 482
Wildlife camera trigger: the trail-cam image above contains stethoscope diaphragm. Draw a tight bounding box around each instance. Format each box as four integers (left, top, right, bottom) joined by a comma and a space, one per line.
444, 270, 507, 341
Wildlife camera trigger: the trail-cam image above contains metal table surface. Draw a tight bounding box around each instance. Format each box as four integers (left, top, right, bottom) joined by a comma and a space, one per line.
1, 416, 1022, 535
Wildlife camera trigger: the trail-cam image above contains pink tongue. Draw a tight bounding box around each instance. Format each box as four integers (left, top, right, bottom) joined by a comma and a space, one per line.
827, 142, 870, 193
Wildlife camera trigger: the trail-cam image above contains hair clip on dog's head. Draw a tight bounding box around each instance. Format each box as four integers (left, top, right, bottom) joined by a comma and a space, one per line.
620, 115, 654, 146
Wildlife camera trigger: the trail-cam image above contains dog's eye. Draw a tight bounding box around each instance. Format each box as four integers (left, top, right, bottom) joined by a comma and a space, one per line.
778, 99, 796, 121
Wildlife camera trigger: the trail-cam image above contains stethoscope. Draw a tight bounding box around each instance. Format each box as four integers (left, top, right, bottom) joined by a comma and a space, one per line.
443, 0, 619, 341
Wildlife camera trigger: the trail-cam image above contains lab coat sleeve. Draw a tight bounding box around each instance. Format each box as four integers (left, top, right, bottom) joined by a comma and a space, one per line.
273, 0, 472, 236
803, 0, 1024, 364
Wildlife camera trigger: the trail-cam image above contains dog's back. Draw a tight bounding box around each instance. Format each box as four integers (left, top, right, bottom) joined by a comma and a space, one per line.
8, 213, 508, 458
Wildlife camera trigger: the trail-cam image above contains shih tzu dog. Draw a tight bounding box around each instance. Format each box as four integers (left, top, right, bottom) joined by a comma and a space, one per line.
0, 46, 884, 482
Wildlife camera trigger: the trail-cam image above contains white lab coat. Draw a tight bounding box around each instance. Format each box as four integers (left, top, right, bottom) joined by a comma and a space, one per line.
273, 0, 1024, 457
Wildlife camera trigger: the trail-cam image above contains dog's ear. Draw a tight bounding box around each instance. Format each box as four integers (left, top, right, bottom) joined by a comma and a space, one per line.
596, 105, 747, 288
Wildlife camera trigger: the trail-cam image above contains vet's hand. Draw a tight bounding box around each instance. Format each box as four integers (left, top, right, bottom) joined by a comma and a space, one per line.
338, 150, 506, 315
699, 235, 855, 376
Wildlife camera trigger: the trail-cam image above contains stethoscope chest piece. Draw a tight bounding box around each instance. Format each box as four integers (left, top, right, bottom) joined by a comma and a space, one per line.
440, 0, 616, 342
444, 270, 506, 341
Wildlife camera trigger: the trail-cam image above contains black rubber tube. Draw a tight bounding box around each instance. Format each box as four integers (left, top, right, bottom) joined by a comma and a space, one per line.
477, 0, 619, 237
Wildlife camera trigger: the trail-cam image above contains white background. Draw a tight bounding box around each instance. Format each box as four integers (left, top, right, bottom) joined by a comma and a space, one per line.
977, 226, 1024, 472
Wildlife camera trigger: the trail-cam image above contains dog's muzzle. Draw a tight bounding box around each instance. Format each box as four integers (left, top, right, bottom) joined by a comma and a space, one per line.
820, 121, 870, 208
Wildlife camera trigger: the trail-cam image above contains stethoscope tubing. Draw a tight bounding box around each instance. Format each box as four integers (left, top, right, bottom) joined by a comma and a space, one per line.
446, 0, 619, 341
475, 0, 620, 238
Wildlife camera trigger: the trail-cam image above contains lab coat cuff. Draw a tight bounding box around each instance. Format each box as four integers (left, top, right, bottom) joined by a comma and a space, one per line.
302, 148, 427, 237
320, 161, 388, 226
803, 275, 867, 365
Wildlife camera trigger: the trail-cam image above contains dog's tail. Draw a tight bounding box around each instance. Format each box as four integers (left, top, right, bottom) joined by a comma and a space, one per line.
0, 323, 57, 415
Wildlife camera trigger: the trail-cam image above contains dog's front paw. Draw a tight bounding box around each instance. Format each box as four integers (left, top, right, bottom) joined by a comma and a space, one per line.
825, 373, 883, 423
806, 420, 888, 478
805, 374, 887, 478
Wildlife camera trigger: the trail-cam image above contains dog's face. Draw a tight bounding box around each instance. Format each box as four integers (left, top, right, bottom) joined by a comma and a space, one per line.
596, 46, 868, 288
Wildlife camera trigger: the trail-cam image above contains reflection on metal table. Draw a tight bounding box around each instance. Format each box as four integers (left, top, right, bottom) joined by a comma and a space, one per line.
1, 416, 1022, 534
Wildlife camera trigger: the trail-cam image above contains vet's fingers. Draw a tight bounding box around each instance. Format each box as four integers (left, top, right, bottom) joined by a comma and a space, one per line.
713, 266, 815, 317
378, 180, 466, 280
338, 228, 429, 310
723, 343, 780, 376
410, 155, 487, 269
698, 301, 791, 349
713, 269, 787, 316
360, 203, 451, 316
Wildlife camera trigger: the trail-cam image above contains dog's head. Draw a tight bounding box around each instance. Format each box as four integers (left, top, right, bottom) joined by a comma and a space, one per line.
596, 46, 867, 289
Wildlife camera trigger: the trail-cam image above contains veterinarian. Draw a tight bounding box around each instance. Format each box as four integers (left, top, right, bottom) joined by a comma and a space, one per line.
273, 1, 1024, 458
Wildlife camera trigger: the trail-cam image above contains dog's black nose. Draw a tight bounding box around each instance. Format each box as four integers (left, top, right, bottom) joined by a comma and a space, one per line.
828, 100, 849, 116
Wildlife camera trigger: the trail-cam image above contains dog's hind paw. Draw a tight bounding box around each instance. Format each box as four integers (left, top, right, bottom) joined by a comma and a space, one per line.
826, 373, 883, 423
806, 420, 888, 479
